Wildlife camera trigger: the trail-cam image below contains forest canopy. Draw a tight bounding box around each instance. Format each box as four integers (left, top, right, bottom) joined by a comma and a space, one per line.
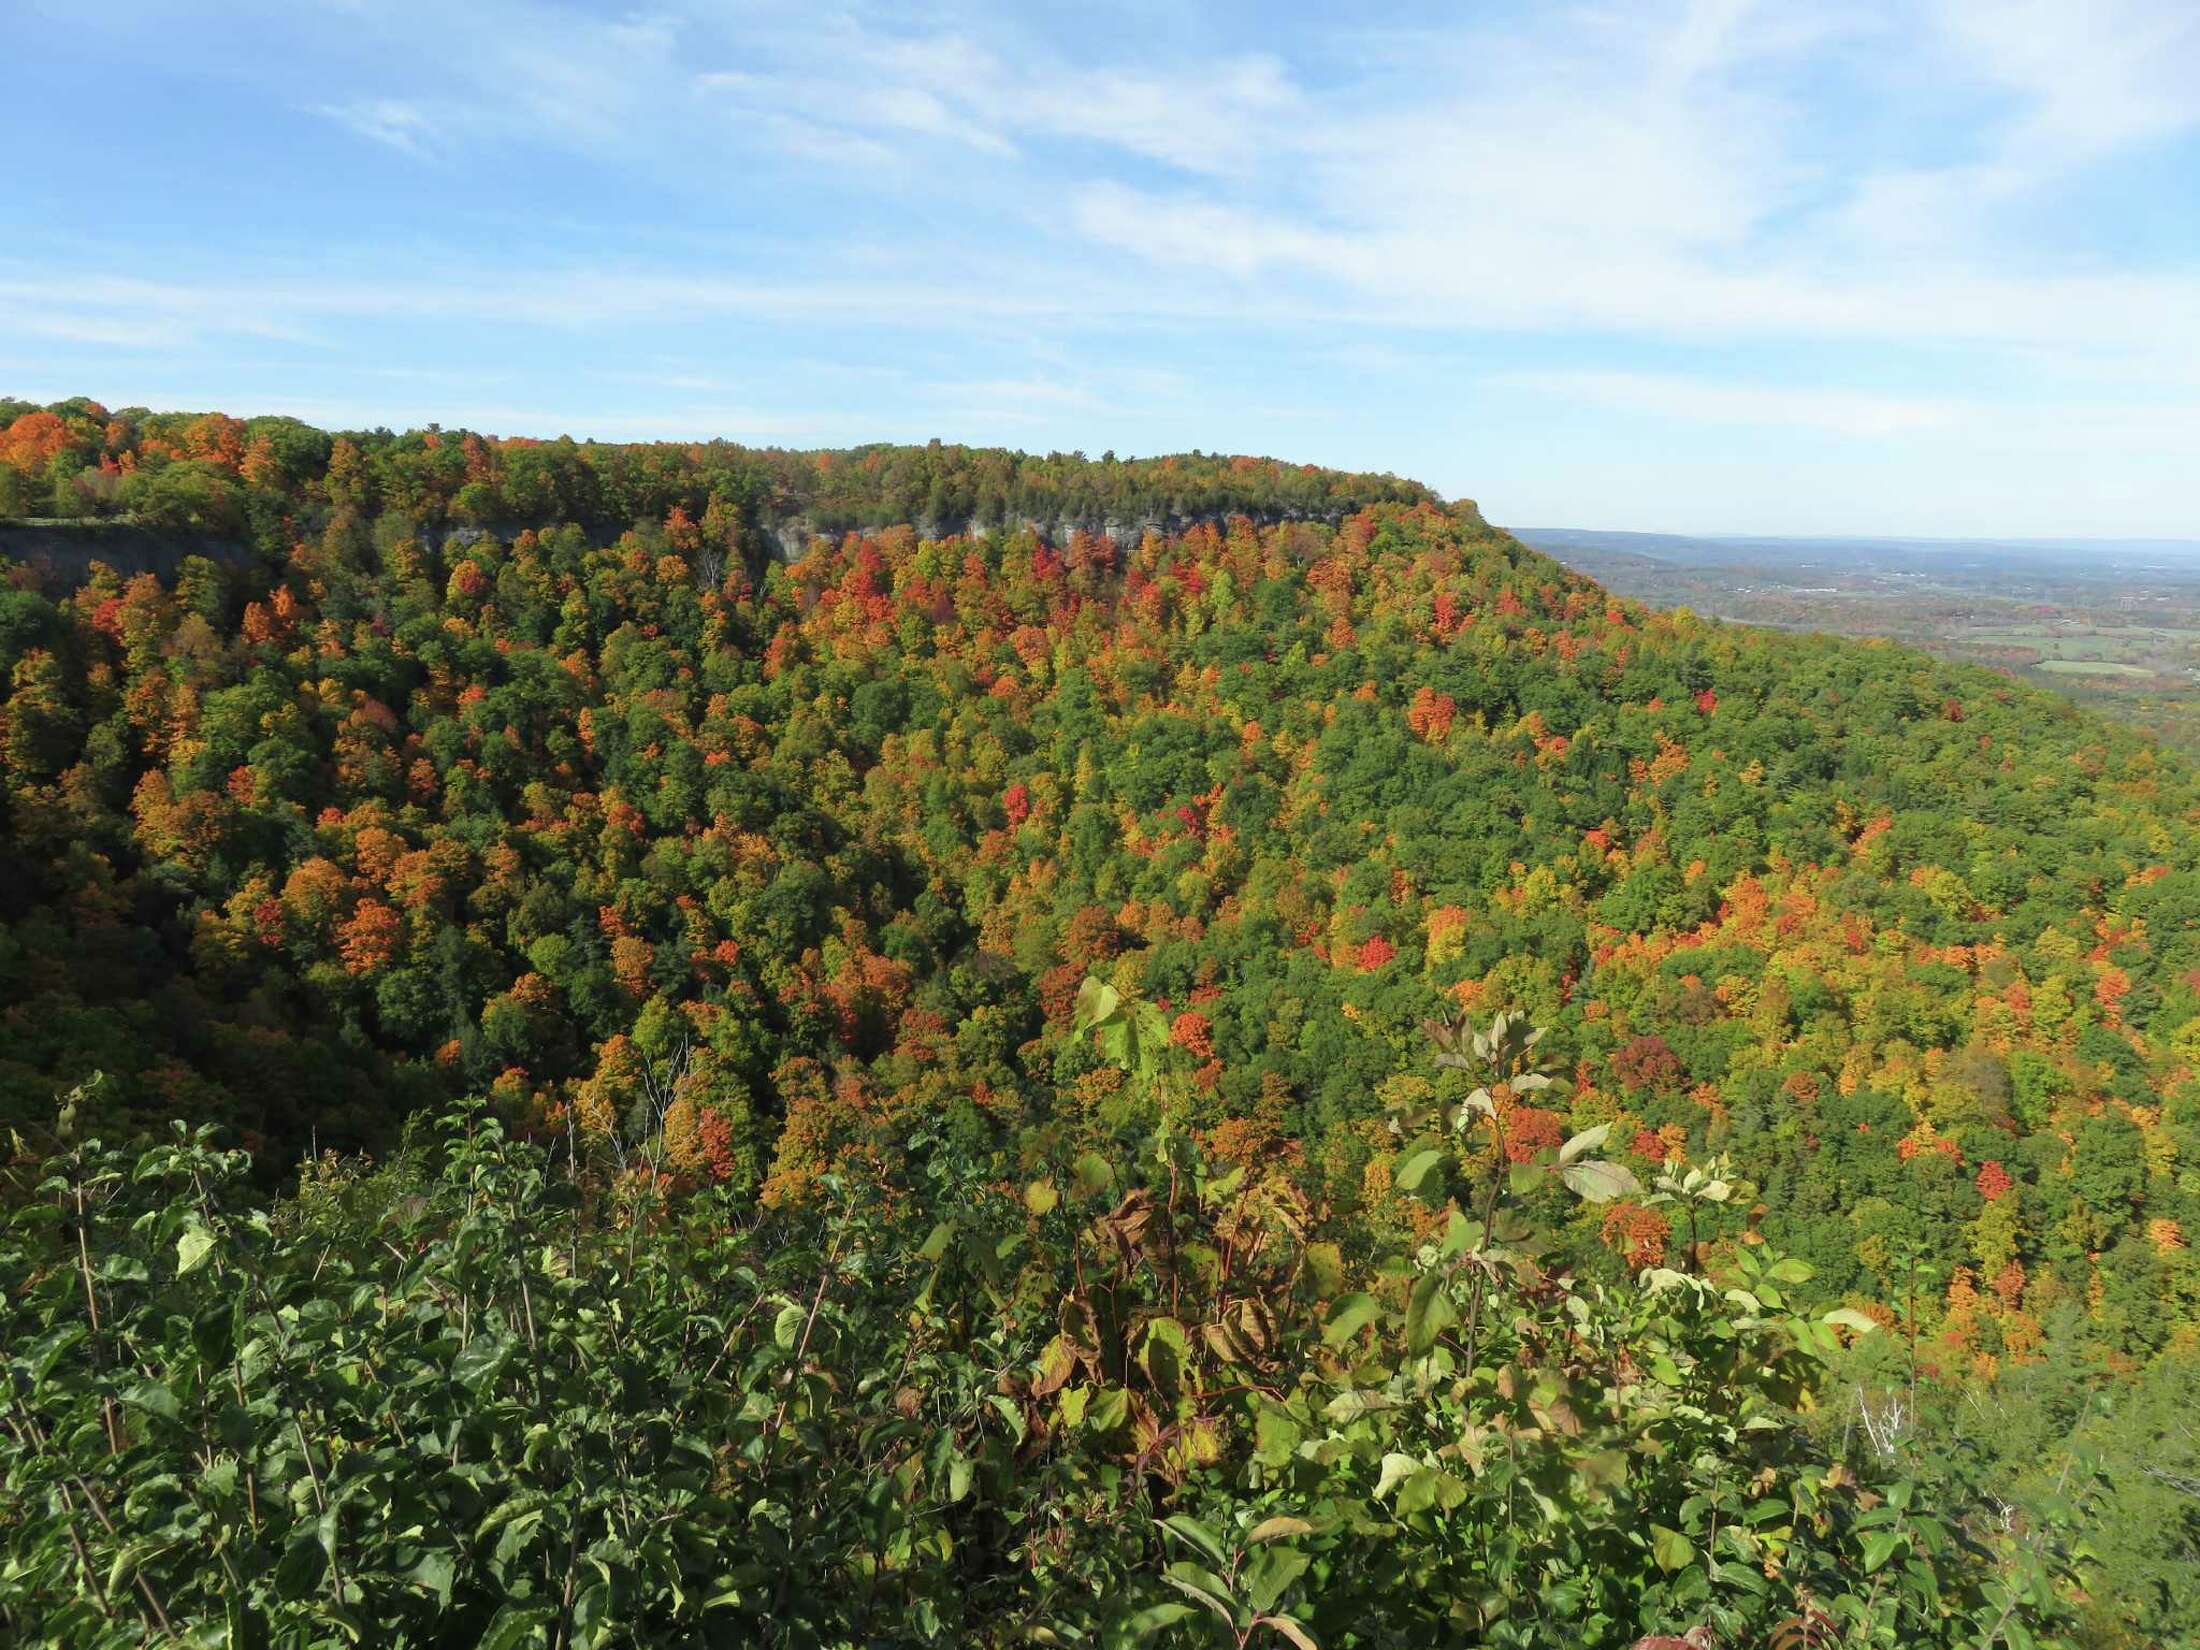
3, 398, 2197, 1646
0, 396, 1434, 543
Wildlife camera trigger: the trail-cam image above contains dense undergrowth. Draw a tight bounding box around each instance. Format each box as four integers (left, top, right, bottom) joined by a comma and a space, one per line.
2, 1000, 2091, 1648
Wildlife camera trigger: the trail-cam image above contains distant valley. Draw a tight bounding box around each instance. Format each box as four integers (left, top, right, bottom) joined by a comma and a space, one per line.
1519, 527, 2200, 758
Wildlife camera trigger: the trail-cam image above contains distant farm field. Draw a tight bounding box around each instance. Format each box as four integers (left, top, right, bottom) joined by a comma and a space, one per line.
1522, 529, 2200, 757
2035, 658, 2155, 678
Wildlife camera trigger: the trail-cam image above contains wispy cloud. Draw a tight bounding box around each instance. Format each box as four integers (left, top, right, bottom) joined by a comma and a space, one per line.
5, 0, 2199, 534
1936, 0, 2200, 162
1501, 367, 2200, 474
310, 98, 438, 158
1503, 371, 1961, 437
1053, 0, 2200, 373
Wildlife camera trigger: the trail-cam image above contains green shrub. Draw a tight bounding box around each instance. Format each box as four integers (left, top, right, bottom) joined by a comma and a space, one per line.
1, 999, 2093, 1648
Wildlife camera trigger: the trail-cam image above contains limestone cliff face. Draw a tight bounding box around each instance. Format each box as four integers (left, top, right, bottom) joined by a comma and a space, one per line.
0, 520, 257, 588
4, 498, 1484, 587
764, 499, 1482, 563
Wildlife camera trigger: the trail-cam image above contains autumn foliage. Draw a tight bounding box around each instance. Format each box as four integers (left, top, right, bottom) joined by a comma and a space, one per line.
0, 397, 2195, 1395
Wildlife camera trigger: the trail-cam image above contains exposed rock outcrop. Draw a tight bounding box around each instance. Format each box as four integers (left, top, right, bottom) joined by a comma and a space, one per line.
0, 519, 256, 588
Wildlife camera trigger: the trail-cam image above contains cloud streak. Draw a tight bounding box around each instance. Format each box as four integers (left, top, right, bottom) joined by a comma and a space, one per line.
310, 98, 439, 159
4, 0, 2197, 533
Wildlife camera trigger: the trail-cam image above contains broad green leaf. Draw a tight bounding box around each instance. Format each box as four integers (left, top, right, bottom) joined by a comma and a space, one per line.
1709, 1557, 1769, 1596
106, 1539, 151, 1600
1070, 1151, 1116, 1200
1162, 1562, 1239, 1625
1246, 1515, 1314, 1544
26, 1324, 86, 1384
274, 1528, 326, 1599
1561, 1159, 1642, 1203
1057, 1385, 1090, 1428
1823, 1307, 1880, 1335
405, 1550, 457, 1606
772, 1303, 808, 1350
1323, 1389, 1391, 1424
1393, 1146, 1446, 1197
1127, 1603, 1201, 1637
1254, 1403, 1301, 1467
1160, 1515, 1229, 1569
1073, 977, 1121, 1033
1861, 1529, 1907, 1573
1141, 1316, 1191, 1399
1438, 1210, 1482, 1259
1559, 1123, 1610, 1164
451, 1332, 515, 1391
491, 1506, 546, 1569
1374, 1452, 1420, 1500
572, 1583, 610, 1648
1405, 1269, 1457, 1355
1256, 1615, 1321, 1650
1244, 1545, 1310, 1615
1032, 1333, 1078, 1396
1024, 1178, 1058, 1216
1395, 1466, 1465, 1517
1321, 1292, 1381, 1350
1650, 1524, 1693, 1573
123, 1379, 179, 1423
175, 1221, 218, 1276
1299, 1240, 1344, 1299
478, 1603, 555, 1650
1576, 1449, 1629, 1492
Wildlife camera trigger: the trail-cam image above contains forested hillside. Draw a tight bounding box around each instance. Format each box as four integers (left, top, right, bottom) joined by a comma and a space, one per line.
4, 398, 2197, 1646
0, 395, 1431, 553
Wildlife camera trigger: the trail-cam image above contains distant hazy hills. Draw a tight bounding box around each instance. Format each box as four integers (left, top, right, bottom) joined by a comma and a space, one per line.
1515, 526, 2200, 577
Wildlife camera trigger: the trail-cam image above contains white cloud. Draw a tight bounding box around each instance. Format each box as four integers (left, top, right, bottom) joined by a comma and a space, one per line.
1031, 0, 2200, 393
1832, 0, 2200, 248
1502, 367, 2200, 460
693, 22, 1294, 176
1504, 370, 1960, 436
696, 66, 1015, 160
1037, 55, 1298, 176
10, 0, 2200, 533
76, 0, 2200, 376
1934, 0, 2200, 161
311, 98, 438, 158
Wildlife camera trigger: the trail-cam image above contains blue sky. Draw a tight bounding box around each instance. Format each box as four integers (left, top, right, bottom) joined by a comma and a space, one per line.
3, 0, 2197, 537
